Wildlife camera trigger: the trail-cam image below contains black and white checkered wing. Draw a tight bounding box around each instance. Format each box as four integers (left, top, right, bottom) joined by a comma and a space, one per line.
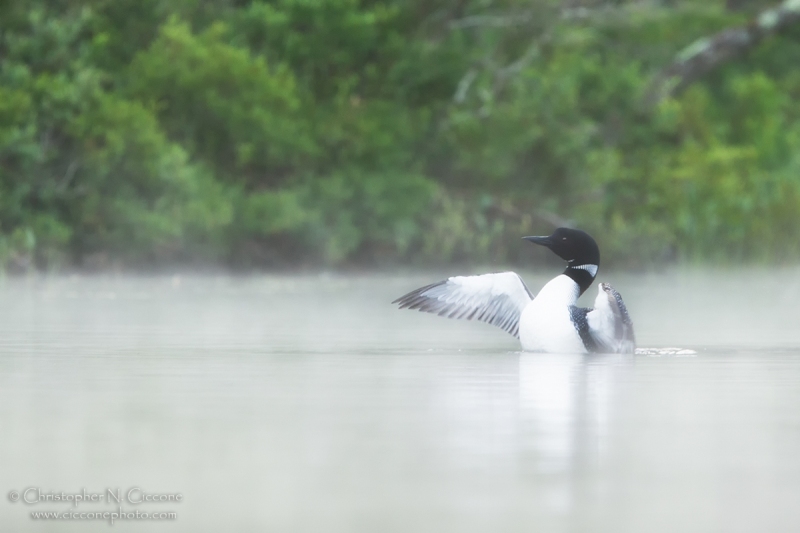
393, 272, 534, 338
586, 283, 636, 354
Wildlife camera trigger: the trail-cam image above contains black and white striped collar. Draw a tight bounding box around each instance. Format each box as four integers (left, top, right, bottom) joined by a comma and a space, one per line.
563, 263, 598, 295
569, 263, 598, 277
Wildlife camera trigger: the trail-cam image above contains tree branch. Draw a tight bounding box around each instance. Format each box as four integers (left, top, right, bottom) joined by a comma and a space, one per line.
448, 13, 533, 30
644, 0, 800, 108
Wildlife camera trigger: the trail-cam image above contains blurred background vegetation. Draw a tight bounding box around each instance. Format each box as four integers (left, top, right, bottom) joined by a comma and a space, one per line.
2, 0, 800, 271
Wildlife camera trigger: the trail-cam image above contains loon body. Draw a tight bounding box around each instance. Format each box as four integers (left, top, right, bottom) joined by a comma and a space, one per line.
393, 228, 635, 354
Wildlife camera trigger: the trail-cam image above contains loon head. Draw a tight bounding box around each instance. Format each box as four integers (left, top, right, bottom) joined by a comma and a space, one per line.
523, 227, 600, 295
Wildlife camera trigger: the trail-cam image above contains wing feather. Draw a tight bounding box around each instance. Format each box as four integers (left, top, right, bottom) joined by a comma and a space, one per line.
393, 272, 533, 338
586, 283, 636, 354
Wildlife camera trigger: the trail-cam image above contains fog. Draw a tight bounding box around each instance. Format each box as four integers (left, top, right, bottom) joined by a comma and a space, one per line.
2, 271, 800, 532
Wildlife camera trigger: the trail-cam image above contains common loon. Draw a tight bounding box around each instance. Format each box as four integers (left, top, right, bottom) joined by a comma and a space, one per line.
393, 227, 635, 354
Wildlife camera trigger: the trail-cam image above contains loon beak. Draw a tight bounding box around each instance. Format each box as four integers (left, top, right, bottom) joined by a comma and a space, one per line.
523, 236, 552, 247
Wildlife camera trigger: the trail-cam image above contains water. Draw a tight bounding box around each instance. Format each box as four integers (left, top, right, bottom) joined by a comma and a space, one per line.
2, 270, 800, 532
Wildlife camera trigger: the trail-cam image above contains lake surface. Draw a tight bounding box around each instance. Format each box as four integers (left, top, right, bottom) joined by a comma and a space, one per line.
2, 270, 800, 532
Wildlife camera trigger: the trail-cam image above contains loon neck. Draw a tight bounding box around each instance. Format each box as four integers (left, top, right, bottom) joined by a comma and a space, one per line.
563, 263, 598, 296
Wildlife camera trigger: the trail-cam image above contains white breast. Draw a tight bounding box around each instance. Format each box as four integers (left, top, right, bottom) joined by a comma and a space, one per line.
519, 275, 586, 353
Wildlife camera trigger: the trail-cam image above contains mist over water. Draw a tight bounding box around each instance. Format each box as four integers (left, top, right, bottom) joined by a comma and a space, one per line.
2, 270, 800, 532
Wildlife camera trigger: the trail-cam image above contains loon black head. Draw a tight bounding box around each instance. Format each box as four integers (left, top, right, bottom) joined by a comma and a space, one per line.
523, 227, 600, 295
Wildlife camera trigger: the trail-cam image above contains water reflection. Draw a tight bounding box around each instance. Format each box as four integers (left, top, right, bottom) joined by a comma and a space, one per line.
3, 274, 800, 532
519, 353, 633, 514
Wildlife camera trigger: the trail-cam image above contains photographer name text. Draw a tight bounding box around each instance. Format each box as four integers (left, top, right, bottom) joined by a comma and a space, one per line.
8, 487, 182, 507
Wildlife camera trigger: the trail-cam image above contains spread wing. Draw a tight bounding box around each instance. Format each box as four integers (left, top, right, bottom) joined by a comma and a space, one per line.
584, 283, 636, 354
393, 272, 534, 338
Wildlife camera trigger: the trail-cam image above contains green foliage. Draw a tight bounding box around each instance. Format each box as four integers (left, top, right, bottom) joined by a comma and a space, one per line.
0, 4, 231, 270
127, 18, 313, 183
298, 169, 437, 264
2, 0, 800, 270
